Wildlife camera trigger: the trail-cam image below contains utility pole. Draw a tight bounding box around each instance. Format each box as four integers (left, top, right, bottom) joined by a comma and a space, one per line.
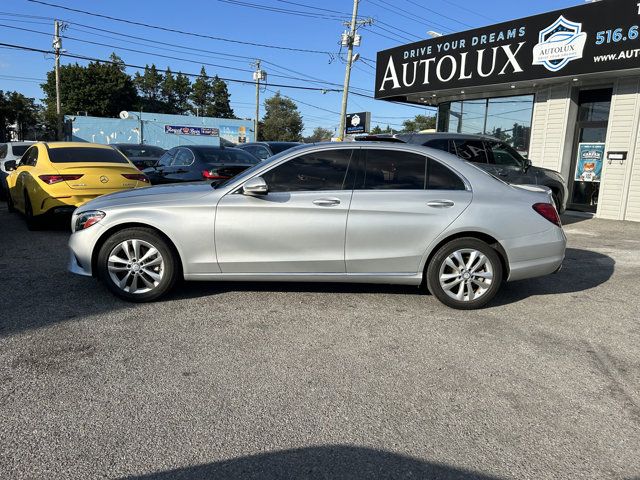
53, 20, 67, 141
338, 1, 372, 140
252, 60, 266, 141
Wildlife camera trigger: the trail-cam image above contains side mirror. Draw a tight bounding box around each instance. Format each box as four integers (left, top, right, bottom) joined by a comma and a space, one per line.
242, 176, 268, 195
524, 159, 532, 172
4, 160, 17, 172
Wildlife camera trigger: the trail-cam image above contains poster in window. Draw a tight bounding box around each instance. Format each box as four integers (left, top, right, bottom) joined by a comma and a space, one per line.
574, 143, 604, 183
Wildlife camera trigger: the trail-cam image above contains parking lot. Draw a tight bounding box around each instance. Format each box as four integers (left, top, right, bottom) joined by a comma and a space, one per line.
1, 205, 639, 479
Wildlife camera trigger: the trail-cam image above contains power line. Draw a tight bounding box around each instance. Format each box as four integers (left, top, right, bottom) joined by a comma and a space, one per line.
439, 0, 498, 23
25, 0, 334, 55
0, 41, 346, 93
367, 0, 455, 33
402, 0, 474, 29
213, 0, 345, 20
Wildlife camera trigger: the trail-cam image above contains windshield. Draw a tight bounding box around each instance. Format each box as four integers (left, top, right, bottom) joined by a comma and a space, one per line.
117, 145, 165, 158
198, 148, 259, 165
214, 144, 308, 189
48, 147, 129, 163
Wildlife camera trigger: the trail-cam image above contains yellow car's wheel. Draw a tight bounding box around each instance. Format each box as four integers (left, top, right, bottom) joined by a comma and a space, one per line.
24, 192, 42, 231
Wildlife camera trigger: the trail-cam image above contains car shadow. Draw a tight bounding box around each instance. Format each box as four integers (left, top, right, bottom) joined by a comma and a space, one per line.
492, 247, 614, 306
560, 213, 593, 226
120, 445, 502, 480
168, 247, 613, 308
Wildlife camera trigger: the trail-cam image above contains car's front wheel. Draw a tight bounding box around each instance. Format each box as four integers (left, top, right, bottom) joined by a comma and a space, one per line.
426, 237, 503, 309
97, 227, 179, 302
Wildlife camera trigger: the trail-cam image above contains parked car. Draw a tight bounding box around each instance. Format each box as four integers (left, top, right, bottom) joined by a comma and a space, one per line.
236, 141, 302, 161
356, 133, 568, 213
68, 142, 566, 309
111, 144, 166, 170
5, 142, 149, 230
142, 145, 259, 185
0, 141, 35, 200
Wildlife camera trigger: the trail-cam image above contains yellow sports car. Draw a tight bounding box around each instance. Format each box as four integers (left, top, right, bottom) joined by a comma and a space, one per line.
6, 142, 149, 229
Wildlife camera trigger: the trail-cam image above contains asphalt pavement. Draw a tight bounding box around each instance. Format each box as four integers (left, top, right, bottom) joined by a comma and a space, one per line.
1, 206, 639, 479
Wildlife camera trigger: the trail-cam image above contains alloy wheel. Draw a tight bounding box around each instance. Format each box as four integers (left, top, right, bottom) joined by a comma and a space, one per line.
438, 248, 494, 302
107, 239, 165, 294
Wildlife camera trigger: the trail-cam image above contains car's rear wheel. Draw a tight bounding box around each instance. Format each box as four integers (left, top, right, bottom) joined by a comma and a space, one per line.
7, 191, 16, 212
24, 192, 41, 231
97, 227, 178, 302
426, 237, 503, 310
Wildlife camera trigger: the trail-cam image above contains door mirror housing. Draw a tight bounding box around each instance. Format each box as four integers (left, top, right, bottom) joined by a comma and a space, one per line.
242, 176, 268, 195
4, 160, 17, 172
523, 159, 532, 172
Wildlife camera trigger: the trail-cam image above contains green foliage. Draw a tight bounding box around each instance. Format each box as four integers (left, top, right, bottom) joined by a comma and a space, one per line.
260, 91, 303, 141
370, 124, 393, 134
304, 126, 333, 143
0, 91, 42, 141
189, 68, 235, 118
41, 53, 138, 130
401, 114, 436, 132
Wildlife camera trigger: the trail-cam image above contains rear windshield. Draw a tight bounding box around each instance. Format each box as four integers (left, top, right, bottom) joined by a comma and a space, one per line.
199, 148, 259, 165
269, 143, 301, 154
117, 146, 165, 158
11, 145, 30, 156
48, 147, 129, 163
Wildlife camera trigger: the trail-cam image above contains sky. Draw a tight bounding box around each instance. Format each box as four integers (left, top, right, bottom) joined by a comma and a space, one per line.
0, 0, 583, 136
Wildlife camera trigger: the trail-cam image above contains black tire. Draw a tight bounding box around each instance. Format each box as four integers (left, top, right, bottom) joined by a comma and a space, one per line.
426, 237, 503, 310
7, 191, 16, 212
24, 192, 41, 231
97, 227, 179, 302
552, 192, 562, 214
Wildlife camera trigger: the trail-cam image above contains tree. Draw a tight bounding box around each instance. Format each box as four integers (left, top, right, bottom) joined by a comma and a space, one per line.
401, 114, 436, 132
174, 72, 192, 115
160, 67, 177, 114
134, 64, 164, 112
190, 66, 212, 116
0, 91, 41, 141
370, 124, 393, 134
210, 76, 235, 118
304, 127, 333, 143
260, 91, 303, 141
41, 53, 138, 131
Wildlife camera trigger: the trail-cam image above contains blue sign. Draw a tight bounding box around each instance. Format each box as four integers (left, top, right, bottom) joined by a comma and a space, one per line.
164, 125, 220, 136
575, 142, 604, 182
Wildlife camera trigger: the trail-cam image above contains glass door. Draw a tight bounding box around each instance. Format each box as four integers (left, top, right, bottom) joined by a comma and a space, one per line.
568, 88, 612, 212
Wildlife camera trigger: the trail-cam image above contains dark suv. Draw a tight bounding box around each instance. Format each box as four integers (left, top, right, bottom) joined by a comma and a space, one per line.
357, 133, 568, 213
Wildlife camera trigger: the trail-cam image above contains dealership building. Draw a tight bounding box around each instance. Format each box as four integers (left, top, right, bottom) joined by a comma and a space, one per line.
375, 0, 640, 221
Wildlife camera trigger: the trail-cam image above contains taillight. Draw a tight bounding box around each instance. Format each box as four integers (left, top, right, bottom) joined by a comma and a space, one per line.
122, 173, 149, 183
533, 202, 561, 227
202, 170, 228, 180
38, 174, 83, 185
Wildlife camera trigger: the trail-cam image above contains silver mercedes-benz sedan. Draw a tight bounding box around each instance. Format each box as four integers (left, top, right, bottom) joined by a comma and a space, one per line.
68, 142, 566, 309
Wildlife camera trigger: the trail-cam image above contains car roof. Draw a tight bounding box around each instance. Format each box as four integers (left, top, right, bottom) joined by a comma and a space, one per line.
112, 143, 164, 148
2, 141, 36, 146
395, 132, 501, 142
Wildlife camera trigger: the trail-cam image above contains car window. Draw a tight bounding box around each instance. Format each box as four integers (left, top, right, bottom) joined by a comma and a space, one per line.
261, 149, 353, 192
244, 145, 271, 160
486, 141, 524, 168
0, 144, 6, 159
48, 147, 129, 163
158, 149, 175, 167
199, 148, 260, 165
424, 139, 451, 153
360, 149, 426, 190
118, 146, 165, 158
172, 148, 195, 167
427, 158, 466, 190
268, 143, 300, 154
452, 140, 488, 163
11, 145, 31, 157
20, 146, 38, 167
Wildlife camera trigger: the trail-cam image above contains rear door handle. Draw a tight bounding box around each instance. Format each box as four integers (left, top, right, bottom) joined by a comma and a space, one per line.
427, 200, 455, 208
313, 198, 341, 207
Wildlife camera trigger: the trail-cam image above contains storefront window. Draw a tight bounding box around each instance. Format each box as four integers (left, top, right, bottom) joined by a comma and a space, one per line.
437, 95, 534, 157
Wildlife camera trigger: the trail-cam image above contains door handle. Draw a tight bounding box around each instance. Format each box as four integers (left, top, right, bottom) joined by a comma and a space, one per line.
313, 198, 341, 207
427, 200, 455, 208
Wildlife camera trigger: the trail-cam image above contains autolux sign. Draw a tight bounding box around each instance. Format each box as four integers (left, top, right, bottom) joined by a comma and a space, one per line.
164, 125, 220, 136
375, 0, 640, 100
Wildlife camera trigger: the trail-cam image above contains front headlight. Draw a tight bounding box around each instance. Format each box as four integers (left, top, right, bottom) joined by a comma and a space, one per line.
75, 210, 105, 231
